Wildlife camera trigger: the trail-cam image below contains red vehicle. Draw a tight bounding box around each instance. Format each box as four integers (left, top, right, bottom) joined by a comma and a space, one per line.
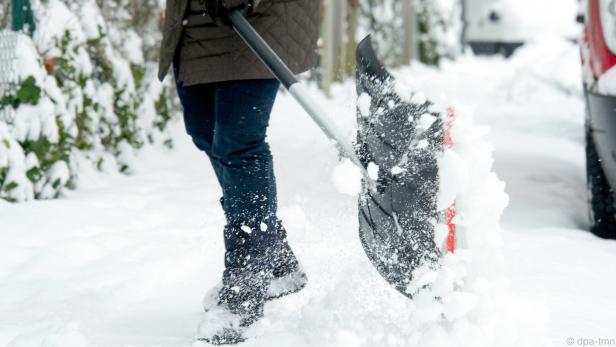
581, 0, 616, 239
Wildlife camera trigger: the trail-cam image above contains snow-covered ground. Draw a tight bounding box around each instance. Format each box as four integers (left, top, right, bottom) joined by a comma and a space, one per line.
1, 36, 616, 346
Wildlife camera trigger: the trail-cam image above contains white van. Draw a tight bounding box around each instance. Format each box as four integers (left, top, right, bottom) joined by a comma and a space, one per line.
463, 0, 582, 56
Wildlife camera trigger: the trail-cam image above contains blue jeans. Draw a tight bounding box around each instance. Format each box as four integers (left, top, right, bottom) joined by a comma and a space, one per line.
175, 75, 283, 267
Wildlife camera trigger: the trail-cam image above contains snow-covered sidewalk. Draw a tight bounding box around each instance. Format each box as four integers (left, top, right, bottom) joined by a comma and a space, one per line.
1, 37, 615, 347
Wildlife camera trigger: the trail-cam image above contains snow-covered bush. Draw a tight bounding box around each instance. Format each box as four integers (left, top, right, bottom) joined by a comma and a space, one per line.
0, 0, 175, 202
0, 34, 70, 201
417, 0, 463, 65
92, 0, 166, 62
359, 0, 463, 66
359, 0, 406, 66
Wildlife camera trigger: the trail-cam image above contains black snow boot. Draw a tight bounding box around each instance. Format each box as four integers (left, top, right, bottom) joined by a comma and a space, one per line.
196, 266, 270, 345
202, 222, 307, 313
197, 226, 274, 345
267, 220, 308, 300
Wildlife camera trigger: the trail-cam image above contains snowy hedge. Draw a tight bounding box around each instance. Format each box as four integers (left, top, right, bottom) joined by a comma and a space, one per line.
416, 0, 463, 65
359, 0, 462, 66
0, 0, 175, 202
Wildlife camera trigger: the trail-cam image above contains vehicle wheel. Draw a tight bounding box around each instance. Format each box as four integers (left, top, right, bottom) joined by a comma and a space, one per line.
586, 126, 616, 239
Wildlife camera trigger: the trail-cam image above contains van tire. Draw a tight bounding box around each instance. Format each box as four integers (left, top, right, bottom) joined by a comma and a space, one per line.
586, 126, 616, 239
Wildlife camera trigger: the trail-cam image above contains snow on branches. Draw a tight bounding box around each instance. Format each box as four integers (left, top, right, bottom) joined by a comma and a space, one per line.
416, 0, 463, 65
358, 0, 463, 66
0, 0, 175, 202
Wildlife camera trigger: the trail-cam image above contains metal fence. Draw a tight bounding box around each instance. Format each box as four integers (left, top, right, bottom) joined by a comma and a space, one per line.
0, 30, 18, 125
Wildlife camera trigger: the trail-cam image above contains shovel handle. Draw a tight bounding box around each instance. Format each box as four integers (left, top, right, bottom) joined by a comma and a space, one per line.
227, 11, 375, 190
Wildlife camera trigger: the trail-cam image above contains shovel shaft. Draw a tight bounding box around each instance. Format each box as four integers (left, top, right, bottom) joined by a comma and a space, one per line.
227, 11, 373, 187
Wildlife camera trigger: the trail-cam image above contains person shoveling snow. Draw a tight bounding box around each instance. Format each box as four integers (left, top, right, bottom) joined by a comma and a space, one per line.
159, 0, 509, 344
159, 0, 319, 344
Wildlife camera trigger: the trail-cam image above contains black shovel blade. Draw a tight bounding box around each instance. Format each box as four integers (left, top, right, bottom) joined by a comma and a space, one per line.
356, 36, 444, 299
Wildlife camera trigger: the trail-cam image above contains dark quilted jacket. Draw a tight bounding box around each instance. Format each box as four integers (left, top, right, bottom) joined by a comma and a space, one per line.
158, 0, 320, 85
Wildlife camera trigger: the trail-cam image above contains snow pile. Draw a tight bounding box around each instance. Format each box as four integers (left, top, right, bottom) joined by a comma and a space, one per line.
509, 36, 584, 97
387, 74, 546, 346
0, 0, 176, 202
332, 159, 363, 195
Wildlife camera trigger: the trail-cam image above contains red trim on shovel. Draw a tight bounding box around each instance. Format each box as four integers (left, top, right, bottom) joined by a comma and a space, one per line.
445, 206, 457, 253
445, 108, 457, 253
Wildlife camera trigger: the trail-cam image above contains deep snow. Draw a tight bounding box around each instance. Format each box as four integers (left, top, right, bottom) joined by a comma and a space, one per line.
1, 35, 616, 346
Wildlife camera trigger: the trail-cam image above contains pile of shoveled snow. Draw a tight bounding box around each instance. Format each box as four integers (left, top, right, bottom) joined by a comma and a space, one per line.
404, 100, 541, 347
399, 74, 547, 347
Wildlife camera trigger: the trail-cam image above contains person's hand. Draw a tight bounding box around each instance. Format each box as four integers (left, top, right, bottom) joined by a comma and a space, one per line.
205, 0, 258, 28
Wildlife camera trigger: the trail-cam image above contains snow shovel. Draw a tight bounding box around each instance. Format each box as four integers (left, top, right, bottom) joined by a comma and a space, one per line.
228, 11, 448, 299
355, 36, 450, 298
